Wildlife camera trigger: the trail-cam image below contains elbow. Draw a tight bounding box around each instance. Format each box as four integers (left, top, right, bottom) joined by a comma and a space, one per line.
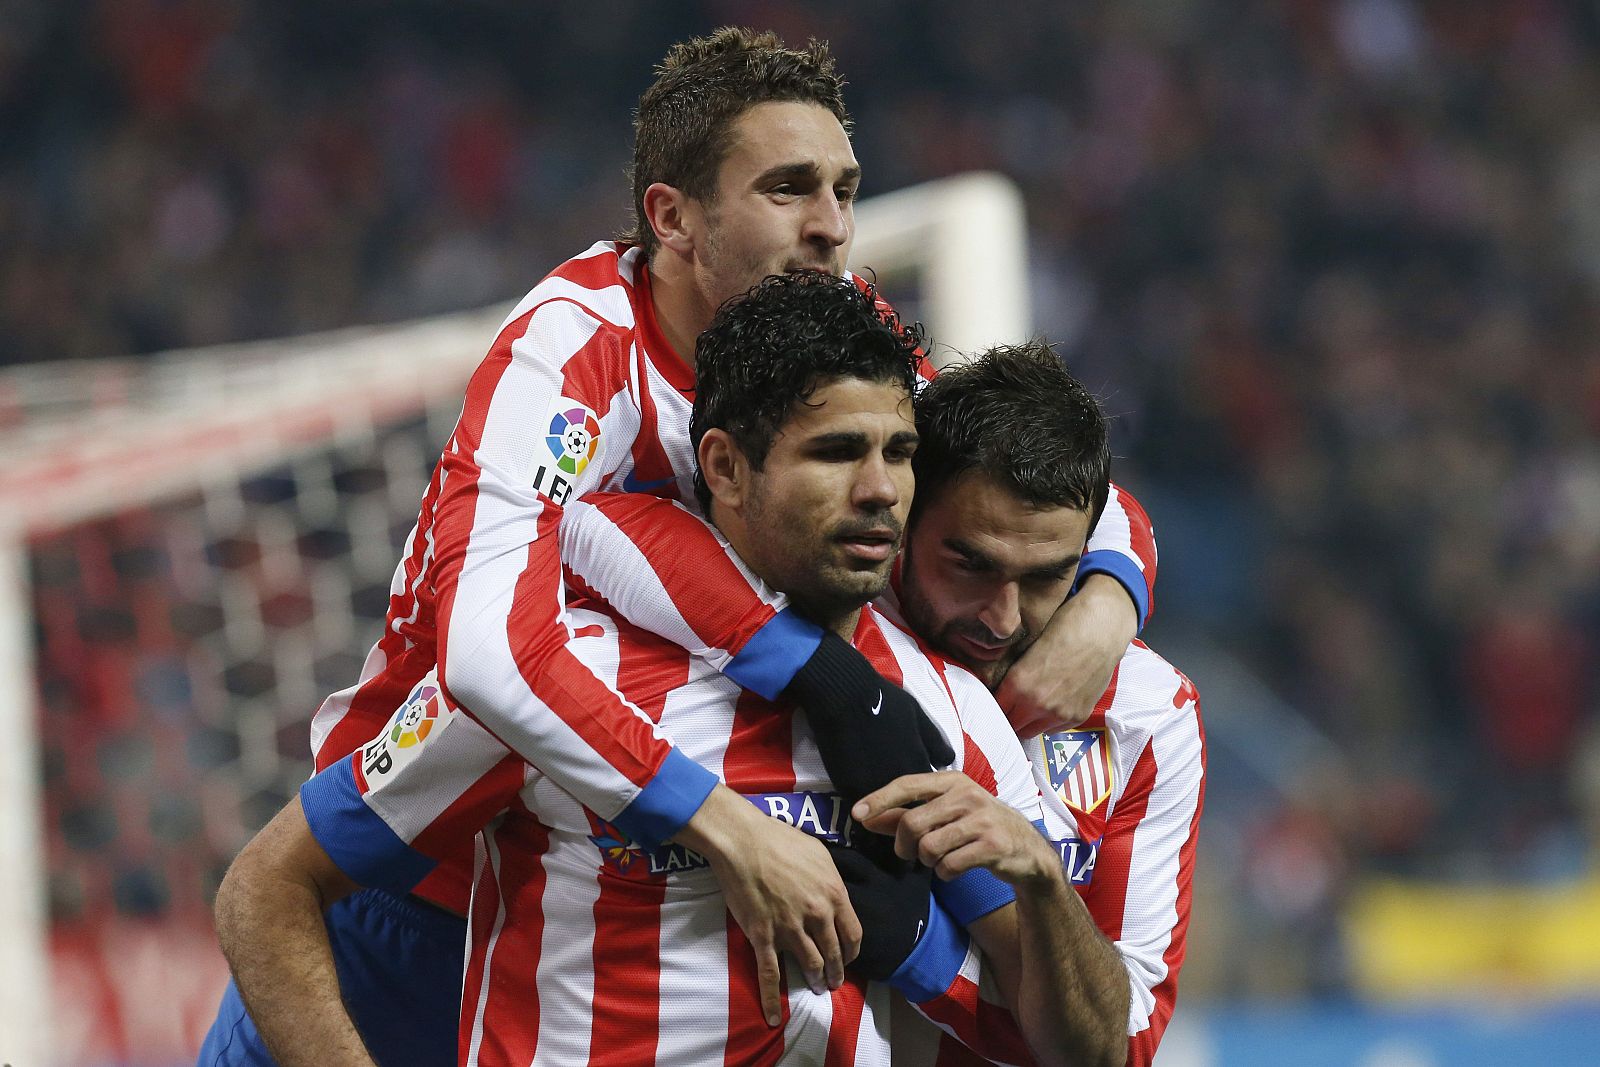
213, 841, 265, 967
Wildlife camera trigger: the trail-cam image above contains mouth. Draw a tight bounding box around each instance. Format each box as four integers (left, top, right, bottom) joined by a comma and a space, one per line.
836, 527, 899, 563
950, 631, 1014, 663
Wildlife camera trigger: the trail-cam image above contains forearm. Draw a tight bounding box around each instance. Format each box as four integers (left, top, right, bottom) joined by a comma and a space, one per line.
1011, 873, 1129, 1067
213, 801, 370, 1067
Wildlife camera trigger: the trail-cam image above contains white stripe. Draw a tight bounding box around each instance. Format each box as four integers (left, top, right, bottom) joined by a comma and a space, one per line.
778, 957, 833, 1064
654, 883, 729, 1064
530, 846, 601, 1064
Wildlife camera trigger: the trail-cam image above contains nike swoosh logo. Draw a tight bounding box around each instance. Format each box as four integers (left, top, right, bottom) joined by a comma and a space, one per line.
915, 918, 926, 941
870, 692, 883, 716
621, 469, 675, 494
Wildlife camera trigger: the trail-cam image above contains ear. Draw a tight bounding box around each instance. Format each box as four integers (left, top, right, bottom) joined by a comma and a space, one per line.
697, 428, 748, 512
642, 182, 700, 257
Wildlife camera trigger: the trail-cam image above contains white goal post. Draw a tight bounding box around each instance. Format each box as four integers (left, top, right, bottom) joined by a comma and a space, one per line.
0, 171, 1028, 1064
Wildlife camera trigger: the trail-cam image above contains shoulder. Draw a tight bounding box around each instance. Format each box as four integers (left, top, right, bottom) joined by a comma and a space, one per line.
492, 243, 643, 357
1102, 641, 1204, 784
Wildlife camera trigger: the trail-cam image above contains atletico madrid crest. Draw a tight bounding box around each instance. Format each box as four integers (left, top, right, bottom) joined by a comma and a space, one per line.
1042, 728, 1114, 815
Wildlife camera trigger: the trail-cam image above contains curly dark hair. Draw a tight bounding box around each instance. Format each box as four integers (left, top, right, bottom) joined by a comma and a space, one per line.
691, 272, 925, 513
625, 27, 852, 258
912, 343, 1111, 531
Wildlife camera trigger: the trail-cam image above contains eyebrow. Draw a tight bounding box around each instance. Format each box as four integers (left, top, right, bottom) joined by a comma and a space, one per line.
753, 161, 863, 187
803, 429, 918, 452
943, 537, 1082, 579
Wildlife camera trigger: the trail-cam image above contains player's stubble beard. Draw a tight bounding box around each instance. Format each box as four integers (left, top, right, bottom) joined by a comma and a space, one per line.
898, 543, 1032, 691
743, 471, 901, 637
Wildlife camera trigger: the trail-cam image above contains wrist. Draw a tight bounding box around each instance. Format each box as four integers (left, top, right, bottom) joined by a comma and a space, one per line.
1075, 574, 1138, 642
671, 783, 757, 863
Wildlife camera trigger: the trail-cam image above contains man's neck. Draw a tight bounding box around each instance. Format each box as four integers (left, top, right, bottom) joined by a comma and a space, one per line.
789, 597, 861, 643
647, 256, 713, 369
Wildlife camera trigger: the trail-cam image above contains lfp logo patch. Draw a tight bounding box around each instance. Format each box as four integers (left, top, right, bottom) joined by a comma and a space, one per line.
360, 682, 447, 785
390, 684, 443, 748
546, 405, 601, 477
1042, 728, 1114, 816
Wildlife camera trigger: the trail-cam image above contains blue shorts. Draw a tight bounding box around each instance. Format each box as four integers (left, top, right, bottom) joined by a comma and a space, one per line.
198, 888, 466, 1066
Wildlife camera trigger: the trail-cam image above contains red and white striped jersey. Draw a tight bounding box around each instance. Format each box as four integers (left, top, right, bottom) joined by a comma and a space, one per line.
304, 239, 1160, 916
306, 242, 768, 910
891, 640, 1205, 1067
300, 589, 1043, 1067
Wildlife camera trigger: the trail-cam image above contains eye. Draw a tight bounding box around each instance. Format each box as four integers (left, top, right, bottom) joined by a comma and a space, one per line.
836, 185, 859, 204
884, 442, 917, 463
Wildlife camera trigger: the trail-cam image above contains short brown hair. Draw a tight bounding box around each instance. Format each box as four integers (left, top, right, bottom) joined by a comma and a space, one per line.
626, 27, 852, 257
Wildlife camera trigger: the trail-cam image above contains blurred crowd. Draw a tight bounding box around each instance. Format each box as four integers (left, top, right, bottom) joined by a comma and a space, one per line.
8, 0, 1600, 999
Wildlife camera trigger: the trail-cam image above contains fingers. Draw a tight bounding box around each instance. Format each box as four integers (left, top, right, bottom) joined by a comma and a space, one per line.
806, 910, 845, 991
835, 897, 863, 968
851, 770, 960, 823
783, 925, 828, 996
751, 931, 784, 1028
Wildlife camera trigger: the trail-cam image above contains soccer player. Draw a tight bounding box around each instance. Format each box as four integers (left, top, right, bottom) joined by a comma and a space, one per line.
201, 25, 1159, 1066
568, 346, 1204, 1066
215, 272, 1062, 1066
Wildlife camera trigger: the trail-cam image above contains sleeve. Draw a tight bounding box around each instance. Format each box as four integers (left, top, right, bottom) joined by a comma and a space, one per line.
298, 685, 526, 894
1079, 676, 1205, 1064
885, 667, 1045, 1066
1077, 481, 1159, 631
559, 491, 826, 701
430, 299, 716, 849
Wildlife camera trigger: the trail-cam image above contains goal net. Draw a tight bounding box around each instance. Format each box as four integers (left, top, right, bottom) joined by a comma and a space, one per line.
0, 172, 1027, 1066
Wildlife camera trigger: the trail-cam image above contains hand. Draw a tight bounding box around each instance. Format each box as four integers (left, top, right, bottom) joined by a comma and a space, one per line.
674, 785, 862, 1026
824, 842, 933, 980
997, 574, 1136, 737
852, 771, 1057, 887
790, 632, 956, 801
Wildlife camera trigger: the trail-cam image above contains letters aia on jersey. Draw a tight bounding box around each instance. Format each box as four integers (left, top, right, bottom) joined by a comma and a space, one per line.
530, 397, 601, 505
1042, 727, 1115, 816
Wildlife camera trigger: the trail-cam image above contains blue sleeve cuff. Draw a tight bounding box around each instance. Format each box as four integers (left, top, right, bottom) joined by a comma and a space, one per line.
722, 608, 825, 701
1074, 550, 1149, 633
889, 899, 969, 1005
607, 745, 720, 849
299, 759, 436, 893
933, 867, 1017, 926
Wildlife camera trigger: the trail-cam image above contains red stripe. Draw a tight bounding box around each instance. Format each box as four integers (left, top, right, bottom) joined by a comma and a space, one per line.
917, 975, 1035, 1066
471, 816, 552, 1065
588, 493, 781, 658
1078, 740, 1156, 941
721, 689, 796, 794
588, 876, 667, 1065
1110, 482, 1158, 614
1127, 696, 1206, 1066
821, 980, 866, 1067
723, 916, 787, 1067
410, 754, 525, 862
458, 840, 502, 1062
546, 244, 626, 291
851, 611, 904, 685
582, 610, 694, 1064
960, 732, 998, 796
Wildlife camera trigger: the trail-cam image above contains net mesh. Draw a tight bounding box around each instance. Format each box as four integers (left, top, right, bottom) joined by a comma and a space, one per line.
29, 406, 455, 1063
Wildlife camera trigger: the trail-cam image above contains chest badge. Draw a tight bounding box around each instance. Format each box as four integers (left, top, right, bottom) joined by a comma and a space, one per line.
1042, 727, 1114, 816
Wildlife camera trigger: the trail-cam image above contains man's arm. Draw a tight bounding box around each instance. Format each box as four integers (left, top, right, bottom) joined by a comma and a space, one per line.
855, 772, 1128, 1067
418, 300, 860, 1003
213, 797, 371, 1067
998, 483, 1157, 732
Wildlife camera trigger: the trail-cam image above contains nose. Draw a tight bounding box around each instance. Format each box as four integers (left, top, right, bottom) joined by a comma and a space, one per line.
977, 581, 1022, 643
804, 190, 851, 252
852, 453, 900, 512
